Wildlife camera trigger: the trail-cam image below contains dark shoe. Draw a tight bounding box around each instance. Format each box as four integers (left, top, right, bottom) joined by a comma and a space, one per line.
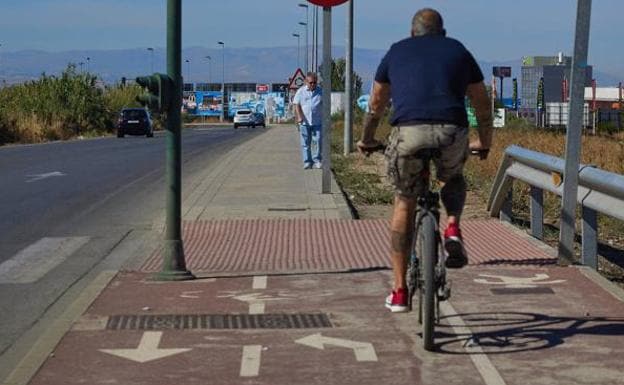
444, 223, 468, 268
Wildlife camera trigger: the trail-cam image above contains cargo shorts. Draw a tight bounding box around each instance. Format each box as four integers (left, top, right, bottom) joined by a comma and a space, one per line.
384, 124, 469, 198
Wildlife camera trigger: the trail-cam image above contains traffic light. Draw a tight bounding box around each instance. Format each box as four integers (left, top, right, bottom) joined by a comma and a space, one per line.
136, 73, 174, 112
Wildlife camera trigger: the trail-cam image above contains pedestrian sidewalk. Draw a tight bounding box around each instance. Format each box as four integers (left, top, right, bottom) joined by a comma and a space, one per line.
5, 125, 624, 385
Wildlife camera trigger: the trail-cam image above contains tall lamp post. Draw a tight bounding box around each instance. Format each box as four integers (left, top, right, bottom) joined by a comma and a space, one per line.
205, 56, 212, 84
185, 59, 191, 83
147, 47, 154, 73
86, 57, 91, 73
218, 41, 225, 122
298, 3, 309, 73
298, 21, 309, 73
292, 33, 301, 69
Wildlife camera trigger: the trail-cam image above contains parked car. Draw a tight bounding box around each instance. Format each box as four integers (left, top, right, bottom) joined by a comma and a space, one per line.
251, 112, 266, 128
233, 109, 253, 129
117, 108, 153, 138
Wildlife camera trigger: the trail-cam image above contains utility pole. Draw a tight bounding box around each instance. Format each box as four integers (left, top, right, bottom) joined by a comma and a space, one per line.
559, 0, 592, 263
344, 0, 354, 155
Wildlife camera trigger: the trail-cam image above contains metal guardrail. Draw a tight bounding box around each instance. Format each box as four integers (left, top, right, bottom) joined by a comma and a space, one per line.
487, 145, 624, 268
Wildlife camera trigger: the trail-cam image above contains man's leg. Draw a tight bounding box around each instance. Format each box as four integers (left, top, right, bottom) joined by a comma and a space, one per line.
299, 124, 313, 166
390, 195, 417, 290
311, 124, 322, 163
440, 175, 467, 225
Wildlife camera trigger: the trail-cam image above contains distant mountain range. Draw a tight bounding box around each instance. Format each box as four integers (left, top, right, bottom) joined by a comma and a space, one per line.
1, 46, 621, 95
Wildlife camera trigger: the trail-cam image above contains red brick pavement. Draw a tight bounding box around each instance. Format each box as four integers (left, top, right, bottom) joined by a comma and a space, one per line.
141, 219, 555, 274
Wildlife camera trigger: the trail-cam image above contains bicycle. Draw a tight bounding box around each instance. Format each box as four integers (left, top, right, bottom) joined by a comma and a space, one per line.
359, 142, 488, 351
407, 148, 489, 351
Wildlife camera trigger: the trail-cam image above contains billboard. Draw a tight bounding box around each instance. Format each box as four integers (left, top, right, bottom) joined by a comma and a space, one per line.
184, 91, 223, 117
228, 92, 285, 119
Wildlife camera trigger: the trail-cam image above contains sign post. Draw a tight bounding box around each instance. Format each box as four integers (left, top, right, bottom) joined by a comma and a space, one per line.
308, 0, 349, 194
559, 0, 592, 263
492, 66, 511, 103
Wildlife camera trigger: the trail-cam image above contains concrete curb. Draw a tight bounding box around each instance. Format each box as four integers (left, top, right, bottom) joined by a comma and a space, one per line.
2, 270, 117, 385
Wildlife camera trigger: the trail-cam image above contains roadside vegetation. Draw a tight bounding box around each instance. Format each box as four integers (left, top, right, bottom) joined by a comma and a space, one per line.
330, 112, 624, 283
0, 64, 146, 145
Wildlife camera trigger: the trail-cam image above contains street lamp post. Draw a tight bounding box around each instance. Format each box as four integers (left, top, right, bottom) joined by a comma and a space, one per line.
147, 47, 154, 73
218, 41, 225, 122
298, 21, 309, 74
79, 62, 85, 72
86, 57, 90, 73
205, 56, 212, 84
298, 3, 309, 73
292, 33, 301, 69
185, 59, 191, 83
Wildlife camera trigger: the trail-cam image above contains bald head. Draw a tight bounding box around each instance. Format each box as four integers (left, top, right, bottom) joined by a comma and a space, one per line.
411, 8, 445, 37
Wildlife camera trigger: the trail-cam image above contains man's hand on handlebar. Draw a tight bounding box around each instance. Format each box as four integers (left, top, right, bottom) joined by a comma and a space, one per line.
469, 140, 490, 160
356, 139, 385, 156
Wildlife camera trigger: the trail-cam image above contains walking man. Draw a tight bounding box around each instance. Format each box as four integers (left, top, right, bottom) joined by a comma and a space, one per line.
293, 72, 323, 169
357, 8, 493, 312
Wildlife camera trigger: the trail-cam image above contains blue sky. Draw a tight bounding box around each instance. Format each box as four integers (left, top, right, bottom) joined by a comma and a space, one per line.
1, 0, 622, 76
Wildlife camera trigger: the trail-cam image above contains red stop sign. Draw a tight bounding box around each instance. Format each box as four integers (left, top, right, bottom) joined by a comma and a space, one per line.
307, 0, 348, 7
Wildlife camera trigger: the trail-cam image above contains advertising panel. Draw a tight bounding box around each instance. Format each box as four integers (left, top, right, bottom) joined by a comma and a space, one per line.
228, 92, 286, 119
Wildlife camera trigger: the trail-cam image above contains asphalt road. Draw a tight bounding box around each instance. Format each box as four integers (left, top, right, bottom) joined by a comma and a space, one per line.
0, 125, 263, 356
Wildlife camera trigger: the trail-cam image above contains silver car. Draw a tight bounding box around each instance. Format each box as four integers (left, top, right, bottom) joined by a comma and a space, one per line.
233, 109, 253, 129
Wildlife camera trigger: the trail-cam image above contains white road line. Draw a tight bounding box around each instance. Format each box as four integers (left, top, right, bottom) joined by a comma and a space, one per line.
240, 345, 262, 377
252, 275, 268, 289
0, 237, 90, 284
249, 303, 266, 315
439, 301, 508, 385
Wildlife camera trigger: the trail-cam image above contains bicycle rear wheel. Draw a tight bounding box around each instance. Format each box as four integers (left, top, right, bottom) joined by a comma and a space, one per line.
419, 214, 437, 351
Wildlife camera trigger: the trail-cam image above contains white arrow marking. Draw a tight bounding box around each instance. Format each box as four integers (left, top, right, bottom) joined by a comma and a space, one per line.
180, 290, 203, 299
26, 171, 66, 183
474, 273, 566, 288
99, 331, 192, 363
295, 333, 377, 362
252, 276, 267, 289
240, 345, 262, 377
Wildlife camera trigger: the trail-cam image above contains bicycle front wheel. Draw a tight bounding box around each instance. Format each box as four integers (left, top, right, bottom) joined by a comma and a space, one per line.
419, 214, 437, 351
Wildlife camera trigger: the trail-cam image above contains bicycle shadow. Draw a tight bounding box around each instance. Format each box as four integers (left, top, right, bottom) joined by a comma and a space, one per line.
430, 311, 624, 354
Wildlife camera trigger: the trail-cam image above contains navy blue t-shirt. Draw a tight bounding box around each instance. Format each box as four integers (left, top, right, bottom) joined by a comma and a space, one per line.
375, 35, 483, 127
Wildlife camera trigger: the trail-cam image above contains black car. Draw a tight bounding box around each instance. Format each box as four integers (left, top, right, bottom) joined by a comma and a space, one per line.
117, 108, 154, 137
251, 112, 266, 128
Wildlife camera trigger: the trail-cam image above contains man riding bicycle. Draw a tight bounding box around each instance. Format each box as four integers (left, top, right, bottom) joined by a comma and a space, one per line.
356, 8, 493, 313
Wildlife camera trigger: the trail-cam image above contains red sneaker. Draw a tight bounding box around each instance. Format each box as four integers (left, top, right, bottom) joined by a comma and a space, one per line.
444, 223, 468, 268
384, 288, 408, 313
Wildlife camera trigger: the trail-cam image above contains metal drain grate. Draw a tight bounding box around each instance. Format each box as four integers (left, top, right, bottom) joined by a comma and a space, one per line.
490, 287, 555, 295
106, 313, 332, 330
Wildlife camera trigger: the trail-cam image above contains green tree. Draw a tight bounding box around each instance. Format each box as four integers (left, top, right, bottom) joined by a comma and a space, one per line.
321, 58, 363, 97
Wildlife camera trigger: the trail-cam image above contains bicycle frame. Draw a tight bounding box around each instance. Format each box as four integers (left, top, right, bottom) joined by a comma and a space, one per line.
405, 153, 451, 351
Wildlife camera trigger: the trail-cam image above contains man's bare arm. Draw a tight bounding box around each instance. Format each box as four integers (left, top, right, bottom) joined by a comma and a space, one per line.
466, 81, 493, 149
294, 103, 304, 124
361, 81, 391, 143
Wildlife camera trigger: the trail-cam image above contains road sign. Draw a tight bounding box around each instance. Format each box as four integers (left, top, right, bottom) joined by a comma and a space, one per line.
288, 68, 306, 90
307, 0, 348, 7
493, 66, 512, 78
256, 84, 269, 94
